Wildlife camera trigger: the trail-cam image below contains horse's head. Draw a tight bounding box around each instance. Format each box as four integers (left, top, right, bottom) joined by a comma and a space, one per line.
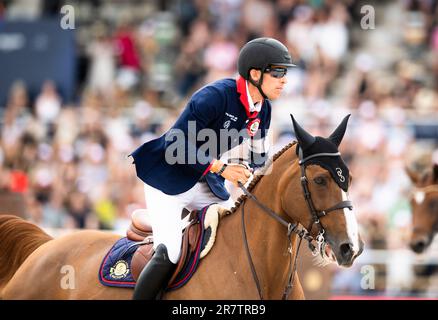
406, 164, 438, 253
280, 115, 363, 267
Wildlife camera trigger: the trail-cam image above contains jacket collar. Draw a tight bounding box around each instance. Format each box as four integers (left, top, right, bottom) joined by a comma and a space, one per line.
236, 76, 263, 119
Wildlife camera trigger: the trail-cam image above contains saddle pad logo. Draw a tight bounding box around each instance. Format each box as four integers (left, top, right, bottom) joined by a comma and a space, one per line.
109, 260, 130, 279
336, 168, 345, 183
247, 119, 260, 137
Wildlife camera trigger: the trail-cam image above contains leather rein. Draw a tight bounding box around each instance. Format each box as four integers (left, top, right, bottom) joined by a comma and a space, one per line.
239, 147, 353, 300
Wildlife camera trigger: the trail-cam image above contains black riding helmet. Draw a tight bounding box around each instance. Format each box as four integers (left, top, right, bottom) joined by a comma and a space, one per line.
238, 37, 295, 99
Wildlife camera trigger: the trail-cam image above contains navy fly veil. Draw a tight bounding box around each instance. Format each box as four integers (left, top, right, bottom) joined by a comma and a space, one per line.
291, 114, 351, 191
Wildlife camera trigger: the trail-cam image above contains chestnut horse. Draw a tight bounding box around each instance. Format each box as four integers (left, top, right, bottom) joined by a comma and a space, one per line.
406, 163, 438, 253
1, 115, 363, 299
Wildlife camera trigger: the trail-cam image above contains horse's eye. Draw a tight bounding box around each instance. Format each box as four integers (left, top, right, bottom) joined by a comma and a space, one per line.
314, 177, 326, 186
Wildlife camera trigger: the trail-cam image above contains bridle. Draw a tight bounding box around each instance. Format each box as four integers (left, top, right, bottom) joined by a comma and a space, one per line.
297, 147, 353, 240
238, 146, 353, 300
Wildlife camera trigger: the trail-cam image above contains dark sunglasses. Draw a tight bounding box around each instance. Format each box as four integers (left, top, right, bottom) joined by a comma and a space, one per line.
264, 67, 288, 78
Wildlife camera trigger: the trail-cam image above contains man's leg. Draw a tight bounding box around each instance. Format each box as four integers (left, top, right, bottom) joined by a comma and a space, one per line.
188, 182, 235, 211
144, 183, 191, 264
133, 243, 175, 300
132, 183, 192, 300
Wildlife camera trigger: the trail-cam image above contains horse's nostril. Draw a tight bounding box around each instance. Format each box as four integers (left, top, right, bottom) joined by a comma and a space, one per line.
340, 242, 353, 259
410, 241, 426, 253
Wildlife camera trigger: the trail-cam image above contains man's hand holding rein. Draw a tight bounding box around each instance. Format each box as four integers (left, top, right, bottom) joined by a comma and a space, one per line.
210, 159, 252, 187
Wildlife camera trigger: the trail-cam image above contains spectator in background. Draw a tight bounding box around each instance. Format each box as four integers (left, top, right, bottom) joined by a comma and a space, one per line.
203, 32, 239, 82
314, 3, 349, 70
209, 0, 241, 35
86, 22, 116, 97
286, 5, 316, 65
0, 1, 6, 20
242, 0, 276, 37
1, 82, 32, 167
174, 19, 210, 95
64, 189, 96, 229
114, 20, 142, 91
35, 81, 61, 130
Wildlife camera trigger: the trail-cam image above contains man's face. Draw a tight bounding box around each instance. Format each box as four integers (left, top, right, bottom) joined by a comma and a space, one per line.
261, 65, 288, 100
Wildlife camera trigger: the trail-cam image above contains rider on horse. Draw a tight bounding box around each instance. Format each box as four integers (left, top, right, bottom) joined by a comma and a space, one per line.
130, 37, 295, 300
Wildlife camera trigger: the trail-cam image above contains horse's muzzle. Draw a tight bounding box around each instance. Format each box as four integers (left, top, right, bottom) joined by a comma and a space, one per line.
410, 235, 431, 253
335, 238, 364, 267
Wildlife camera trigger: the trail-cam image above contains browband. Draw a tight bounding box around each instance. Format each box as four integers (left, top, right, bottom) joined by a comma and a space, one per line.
298, 151, 341, 165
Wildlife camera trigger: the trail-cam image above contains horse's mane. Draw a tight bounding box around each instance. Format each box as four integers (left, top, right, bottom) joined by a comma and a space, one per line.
0, 215, 52, 288
231, 141, 297, 213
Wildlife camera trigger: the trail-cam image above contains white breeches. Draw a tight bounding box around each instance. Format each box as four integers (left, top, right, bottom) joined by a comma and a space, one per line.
143, 182, 235, 264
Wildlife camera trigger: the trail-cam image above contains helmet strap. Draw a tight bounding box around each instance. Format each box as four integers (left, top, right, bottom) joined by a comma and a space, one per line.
249, 73, 268, 100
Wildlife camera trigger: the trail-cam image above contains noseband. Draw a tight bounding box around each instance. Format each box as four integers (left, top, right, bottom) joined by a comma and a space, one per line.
238, 146, 353, 300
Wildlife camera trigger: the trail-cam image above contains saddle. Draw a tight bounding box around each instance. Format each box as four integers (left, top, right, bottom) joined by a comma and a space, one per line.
127, 204, 231, 287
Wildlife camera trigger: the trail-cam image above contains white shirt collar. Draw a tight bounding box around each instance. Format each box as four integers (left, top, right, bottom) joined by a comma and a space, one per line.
245, 80, 262, 113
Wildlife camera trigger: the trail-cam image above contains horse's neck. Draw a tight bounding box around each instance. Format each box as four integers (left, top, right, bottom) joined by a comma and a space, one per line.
214, 149, 300, 298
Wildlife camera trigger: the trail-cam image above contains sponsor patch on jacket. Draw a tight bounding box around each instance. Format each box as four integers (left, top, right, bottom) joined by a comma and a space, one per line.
247, 119, 260, 137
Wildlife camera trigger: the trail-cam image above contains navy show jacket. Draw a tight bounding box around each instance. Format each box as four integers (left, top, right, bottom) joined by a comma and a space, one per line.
130, 77, 271, 200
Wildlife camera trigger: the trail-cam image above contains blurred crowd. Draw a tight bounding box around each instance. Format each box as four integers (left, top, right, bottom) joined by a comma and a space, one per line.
1, 0, 438, 294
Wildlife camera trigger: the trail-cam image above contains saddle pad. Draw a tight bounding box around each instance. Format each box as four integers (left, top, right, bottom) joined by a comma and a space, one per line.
99, 206, 211, 290
98, 237, 140, 288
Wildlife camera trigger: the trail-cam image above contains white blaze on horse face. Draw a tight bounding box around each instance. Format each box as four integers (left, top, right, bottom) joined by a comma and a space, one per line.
414, 191, 425, 205
342, 190, 360, 253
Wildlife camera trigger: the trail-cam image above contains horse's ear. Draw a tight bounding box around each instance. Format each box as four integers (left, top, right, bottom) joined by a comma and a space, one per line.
406, 166, 420, 184
290, 114, 315, 150
328, 114, 351, 147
